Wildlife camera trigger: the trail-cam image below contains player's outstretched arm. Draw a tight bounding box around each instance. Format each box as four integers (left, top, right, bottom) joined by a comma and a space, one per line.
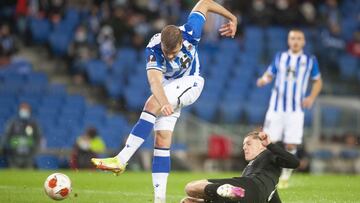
192, 0, 237, 38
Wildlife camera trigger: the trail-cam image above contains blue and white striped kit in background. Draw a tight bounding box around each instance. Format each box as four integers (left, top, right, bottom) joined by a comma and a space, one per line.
266, 51, 321, 113
264, 50, 321, 145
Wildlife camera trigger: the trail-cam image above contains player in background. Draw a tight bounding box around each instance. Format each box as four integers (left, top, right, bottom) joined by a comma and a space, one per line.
256, 29, 323, 188
92, 0, 237, 202
181, 130, 299, 203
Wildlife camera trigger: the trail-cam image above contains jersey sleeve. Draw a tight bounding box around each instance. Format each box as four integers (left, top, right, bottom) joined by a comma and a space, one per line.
181, 11, 206, 41
310, 56, 321, 80
145, 48, 164, 72
266, 52, 280, 76
266, 143, 300, 169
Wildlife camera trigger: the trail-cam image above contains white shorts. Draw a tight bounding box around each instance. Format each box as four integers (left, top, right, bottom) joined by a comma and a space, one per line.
263, 111, 304, 145
154, 75, 204, 131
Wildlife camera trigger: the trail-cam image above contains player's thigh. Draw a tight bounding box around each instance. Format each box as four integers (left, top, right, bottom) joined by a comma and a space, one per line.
283, 112, 304, 145
263, 111, 284, 142
163, 76, 204, 110
154, 111, 180, 132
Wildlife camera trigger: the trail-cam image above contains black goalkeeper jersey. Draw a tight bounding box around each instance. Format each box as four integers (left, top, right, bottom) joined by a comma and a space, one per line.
241, 143, 300, 201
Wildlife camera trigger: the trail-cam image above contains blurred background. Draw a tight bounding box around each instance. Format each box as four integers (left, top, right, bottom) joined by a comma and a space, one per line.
0, 0, 359, 174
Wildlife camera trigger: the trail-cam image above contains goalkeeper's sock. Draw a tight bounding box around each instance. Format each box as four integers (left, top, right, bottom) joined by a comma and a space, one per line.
279, 149, 297, 181
152, 148, 170, 203
116, 111, 156, 165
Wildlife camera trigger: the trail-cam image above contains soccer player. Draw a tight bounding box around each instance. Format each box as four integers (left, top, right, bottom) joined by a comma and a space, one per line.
91, 1, 237, 202
181, 131, 299, 203
256, 29, 323, 188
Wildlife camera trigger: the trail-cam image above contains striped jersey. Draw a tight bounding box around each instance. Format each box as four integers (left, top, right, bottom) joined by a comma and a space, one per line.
145, 11, 206, 80
266, 51, 321, 112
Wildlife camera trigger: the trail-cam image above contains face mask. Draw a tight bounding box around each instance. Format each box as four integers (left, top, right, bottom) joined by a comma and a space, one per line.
19, 110, 30, 119
75, 31, 86, 42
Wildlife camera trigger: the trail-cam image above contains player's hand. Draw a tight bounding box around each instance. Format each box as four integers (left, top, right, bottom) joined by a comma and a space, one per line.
256, 78, 266, 87
302, 96, 315, 109
161, 104, 174, 116
259, 132, 271, 147
219, 19, 237, 38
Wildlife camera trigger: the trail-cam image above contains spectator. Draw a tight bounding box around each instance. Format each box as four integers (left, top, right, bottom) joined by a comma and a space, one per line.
0, 103, 42, 168
299, 1, 317, 26
106, 6, 134, 47
0, 23, 18, 65
320, 22, 345, 69
68, 24, 96, 84
70, 127, 106, 169
273, 0, 304, 26
346, 30, 360, 58
97, 25, 116, 65
247, 0, 274, 26
319, 0, 341, 26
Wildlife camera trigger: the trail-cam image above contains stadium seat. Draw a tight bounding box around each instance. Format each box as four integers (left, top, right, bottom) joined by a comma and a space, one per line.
105, 76, 124, 99
86, 60, 108, 85
339, 149, 359, 159
338, 54, 358, 79
193, 97, 219, 122
100, 128, 125, 149
49, 32, 72, 57
116, 47, 138, 69
124, 87, 148, 111
0, 156, 8, 168
26, 72, 48, 86
29, 18, 51, 44
244, 103, 267, 125
35, 155, 59, 170
219, 100, 244, 123
311, 149, 334, 160
47, 83, 67, 96
321, 106, 341, 127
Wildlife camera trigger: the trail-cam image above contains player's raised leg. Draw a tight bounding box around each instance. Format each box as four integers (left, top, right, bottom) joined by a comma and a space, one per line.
91, 95, 161, 174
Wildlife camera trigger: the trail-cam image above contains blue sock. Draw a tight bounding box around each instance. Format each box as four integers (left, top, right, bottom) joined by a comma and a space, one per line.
116, 111, 156, 164
152, 148, 170, 202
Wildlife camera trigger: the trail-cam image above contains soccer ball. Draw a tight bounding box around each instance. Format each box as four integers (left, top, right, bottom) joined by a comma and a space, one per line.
44, 173, 72, 200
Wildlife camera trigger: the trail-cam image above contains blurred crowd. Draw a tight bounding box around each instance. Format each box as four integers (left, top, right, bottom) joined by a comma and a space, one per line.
0, 0, 359, 66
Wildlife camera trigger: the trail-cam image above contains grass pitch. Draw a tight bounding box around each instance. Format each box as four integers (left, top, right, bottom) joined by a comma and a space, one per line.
0, 170, 359, 203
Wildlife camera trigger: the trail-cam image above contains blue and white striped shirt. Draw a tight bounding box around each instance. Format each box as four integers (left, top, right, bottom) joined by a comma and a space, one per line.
267, 51, 321, 112
145, 12, 206, 80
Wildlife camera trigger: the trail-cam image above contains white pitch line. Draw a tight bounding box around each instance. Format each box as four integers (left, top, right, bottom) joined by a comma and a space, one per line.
0, 185, 184, 198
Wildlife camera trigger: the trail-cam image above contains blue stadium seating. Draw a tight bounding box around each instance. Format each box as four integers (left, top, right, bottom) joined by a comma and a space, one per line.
311, 149, 334, 160
219, 100, 244, 123
321, 106, 341, 127
29, 18, 51, 44
244, 103, 267, 124
35, 155, 59, 169
49, 32, 72, 56
86, 60, 108, 85
339, 54, 358, 79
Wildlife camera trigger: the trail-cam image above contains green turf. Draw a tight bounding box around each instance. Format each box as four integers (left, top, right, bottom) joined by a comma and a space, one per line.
0, 170, 359, 203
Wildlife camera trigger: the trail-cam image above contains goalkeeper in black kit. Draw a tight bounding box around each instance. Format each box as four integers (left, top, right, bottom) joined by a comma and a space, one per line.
181, 130, 300, 203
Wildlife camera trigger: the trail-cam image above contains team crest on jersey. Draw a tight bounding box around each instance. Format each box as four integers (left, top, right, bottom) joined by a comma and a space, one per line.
148, 54, 156, 62
187, 45, 193, 51
147, 54, 157, 67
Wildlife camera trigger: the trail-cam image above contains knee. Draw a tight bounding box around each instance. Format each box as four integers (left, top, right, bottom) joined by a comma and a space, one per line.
154, 131, 172, 148
185, 181, 197, 196
143, 96, 161, 115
